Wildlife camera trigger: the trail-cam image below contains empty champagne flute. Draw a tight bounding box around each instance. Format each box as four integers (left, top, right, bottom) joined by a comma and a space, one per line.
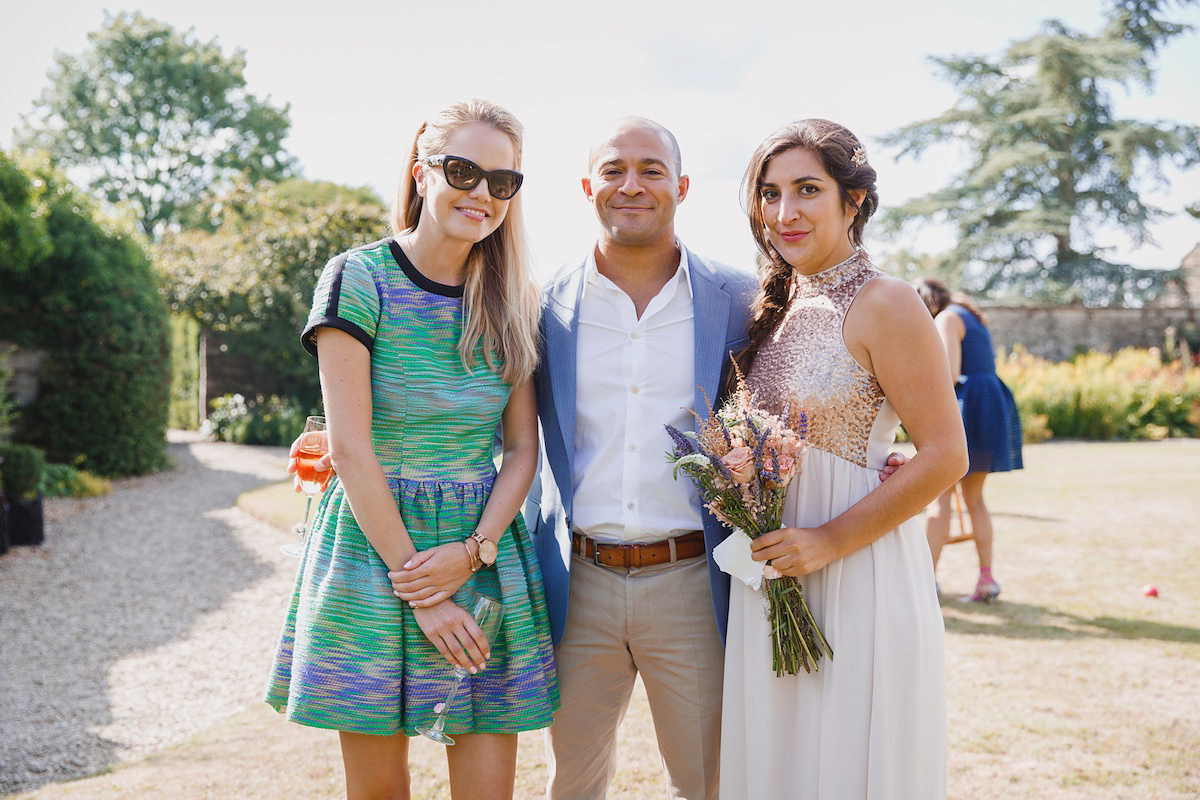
281, 415, 330, 558
416, 593, 505, 745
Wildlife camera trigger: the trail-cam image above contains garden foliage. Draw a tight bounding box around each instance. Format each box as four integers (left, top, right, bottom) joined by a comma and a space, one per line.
40, 463, 111, 498
169, 314, 201, 430
0, 443, 46, 501
998, 347, 1200, 440
0, 152, 170, 476
203, 393, 308, 447
157, 178, 387, 412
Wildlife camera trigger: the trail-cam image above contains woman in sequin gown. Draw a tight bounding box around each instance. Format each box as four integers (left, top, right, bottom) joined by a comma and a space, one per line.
266, 100, 557, 800
720, 120, 968, 799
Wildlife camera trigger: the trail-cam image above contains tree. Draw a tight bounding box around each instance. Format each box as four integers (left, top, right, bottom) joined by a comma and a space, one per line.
0, 153, 170, 476
0, 150, 52, 275
15, 11, 295, 240
880, 0, 1200, 305
156, 179, 387, 409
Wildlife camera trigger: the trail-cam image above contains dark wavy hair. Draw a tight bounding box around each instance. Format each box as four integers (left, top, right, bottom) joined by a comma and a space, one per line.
913, 277, 987, 325
735, 119, 880, 377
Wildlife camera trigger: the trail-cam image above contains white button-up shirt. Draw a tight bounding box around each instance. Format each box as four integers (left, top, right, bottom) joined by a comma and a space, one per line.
571, 242, 704, 544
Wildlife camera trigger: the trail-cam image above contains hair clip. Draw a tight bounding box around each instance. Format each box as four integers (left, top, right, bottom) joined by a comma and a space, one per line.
851, 146, 868, 167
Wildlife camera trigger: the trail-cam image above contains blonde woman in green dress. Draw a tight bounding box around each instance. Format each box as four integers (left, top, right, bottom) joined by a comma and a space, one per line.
266, 99, 557, 800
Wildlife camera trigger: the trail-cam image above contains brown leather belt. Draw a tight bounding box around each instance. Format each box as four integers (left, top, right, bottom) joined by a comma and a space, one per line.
571, 530, 706, 569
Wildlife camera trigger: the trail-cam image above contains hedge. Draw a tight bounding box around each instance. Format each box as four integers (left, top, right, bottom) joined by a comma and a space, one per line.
0, 152, 170, 476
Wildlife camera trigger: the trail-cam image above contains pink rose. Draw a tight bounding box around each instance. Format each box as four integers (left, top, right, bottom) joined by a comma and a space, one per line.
775, 454, 796, 478
721, 446, 756, 484
763, 453, 797, 488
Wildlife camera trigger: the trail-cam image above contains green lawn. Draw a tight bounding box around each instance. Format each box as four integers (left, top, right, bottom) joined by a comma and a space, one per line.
13, 440, 1200, 800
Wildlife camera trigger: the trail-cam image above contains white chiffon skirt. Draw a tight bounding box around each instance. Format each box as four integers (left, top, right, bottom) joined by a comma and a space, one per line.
720, 448, 946, 799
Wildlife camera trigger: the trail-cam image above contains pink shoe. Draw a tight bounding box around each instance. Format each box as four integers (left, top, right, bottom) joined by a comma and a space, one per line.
964, 580, 1001, 604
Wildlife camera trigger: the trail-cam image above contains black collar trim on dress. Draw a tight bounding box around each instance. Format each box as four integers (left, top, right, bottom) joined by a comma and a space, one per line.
387, 239, 465, 298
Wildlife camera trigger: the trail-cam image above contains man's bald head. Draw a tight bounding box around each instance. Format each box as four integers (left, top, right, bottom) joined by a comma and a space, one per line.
587, 117, 683, 177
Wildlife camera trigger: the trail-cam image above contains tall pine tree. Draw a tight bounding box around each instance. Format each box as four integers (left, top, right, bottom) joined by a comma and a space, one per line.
881, 0, 1199, 305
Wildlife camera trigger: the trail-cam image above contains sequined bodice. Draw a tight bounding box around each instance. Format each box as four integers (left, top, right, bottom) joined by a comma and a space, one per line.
747, 252, 887, 468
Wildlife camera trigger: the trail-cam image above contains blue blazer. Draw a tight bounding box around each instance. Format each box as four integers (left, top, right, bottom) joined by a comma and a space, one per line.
525, 249, 758, 646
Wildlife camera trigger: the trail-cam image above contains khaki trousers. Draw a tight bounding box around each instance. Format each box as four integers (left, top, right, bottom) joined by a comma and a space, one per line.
545, 553, 723, 800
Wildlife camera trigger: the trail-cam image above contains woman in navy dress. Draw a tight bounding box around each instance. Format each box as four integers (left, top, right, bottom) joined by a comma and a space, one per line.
915, 278, 1022, 602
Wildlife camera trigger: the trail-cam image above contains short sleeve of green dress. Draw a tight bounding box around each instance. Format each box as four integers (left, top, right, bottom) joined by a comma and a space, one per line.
266, 238, 559, 737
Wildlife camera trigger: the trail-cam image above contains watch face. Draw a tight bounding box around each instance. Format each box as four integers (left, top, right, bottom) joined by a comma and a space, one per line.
478, 538, 498, 566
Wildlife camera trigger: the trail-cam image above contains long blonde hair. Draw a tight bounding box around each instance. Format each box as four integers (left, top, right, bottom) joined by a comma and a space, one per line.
390, 99, 541, 386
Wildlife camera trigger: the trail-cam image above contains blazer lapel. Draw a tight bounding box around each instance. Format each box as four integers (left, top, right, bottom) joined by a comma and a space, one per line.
689, 253, 731, 418
545, 264, 587, 481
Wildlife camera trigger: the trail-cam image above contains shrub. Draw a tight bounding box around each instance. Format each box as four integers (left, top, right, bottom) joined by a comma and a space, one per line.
0, 344, 16, 443
203, 393, 308, 446
156, 179, 386, 411
0, 443, 47, 501
998, 347, 1200, 441
40, 462, 112, 497
0, 155, 170, 476
202, 393, 249, 442
168, 314, 201, 429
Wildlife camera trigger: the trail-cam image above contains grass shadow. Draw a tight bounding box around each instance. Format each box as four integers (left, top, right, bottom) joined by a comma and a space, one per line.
942, 600, 1200, 644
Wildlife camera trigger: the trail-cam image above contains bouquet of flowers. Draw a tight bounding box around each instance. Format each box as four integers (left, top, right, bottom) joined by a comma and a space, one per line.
665, 373, 832, 675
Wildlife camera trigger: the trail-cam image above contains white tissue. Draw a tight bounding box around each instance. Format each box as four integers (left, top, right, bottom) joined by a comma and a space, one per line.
712, 528, 765, 590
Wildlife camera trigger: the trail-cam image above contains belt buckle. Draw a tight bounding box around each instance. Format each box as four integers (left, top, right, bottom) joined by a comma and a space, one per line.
593, 539, 634, 568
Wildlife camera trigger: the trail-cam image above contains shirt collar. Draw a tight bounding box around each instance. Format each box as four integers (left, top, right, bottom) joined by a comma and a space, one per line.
582, 240, 694, 300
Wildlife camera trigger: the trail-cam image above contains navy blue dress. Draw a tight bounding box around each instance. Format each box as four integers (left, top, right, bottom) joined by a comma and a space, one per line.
949, 304, 1023, 474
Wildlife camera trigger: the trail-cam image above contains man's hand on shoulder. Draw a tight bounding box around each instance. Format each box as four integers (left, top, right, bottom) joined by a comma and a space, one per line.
879, 451, 907, 482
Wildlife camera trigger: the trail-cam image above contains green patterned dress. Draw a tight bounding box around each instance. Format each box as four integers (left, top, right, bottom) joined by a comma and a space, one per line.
265, 238, 559, 736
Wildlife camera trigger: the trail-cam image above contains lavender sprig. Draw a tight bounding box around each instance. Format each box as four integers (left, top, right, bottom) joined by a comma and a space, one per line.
664, 424, 699, 458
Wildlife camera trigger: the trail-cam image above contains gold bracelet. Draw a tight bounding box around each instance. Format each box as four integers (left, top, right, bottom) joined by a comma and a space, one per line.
463, 540, 481, 573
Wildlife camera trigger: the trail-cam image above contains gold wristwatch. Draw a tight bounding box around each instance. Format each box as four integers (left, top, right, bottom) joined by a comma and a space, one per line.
467, 531, 498, 569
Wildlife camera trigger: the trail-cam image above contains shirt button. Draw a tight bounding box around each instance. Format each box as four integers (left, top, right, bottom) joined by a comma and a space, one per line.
628, 443, 637, 452
630, 331, 641, 340
626, 501, 635, 510
630, 386, 639, 394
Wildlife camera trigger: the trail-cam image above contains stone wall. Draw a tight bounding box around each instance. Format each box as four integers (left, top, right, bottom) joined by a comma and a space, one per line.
985, 305, 1199, 361
0, 345, 44, 407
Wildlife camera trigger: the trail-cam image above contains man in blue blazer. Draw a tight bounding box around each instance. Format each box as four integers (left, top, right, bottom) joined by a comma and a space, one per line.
528, 117, 757, 800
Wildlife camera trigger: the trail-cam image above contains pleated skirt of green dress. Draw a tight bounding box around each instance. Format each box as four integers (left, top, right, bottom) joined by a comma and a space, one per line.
265, 474, 559, 736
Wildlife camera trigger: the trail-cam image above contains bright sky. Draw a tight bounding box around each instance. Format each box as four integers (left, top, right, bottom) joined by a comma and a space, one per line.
3, 0, 1198, 283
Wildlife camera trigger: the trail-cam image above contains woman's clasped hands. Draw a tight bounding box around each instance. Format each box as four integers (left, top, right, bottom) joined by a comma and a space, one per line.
389, 543, 474, 608
391, 542, 487, 671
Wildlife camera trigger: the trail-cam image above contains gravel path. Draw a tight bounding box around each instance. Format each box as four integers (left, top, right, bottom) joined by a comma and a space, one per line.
0, 433, 300, 796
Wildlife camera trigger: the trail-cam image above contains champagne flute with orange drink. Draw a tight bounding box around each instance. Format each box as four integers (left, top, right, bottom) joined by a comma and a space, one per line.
281, 415, 331, 558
